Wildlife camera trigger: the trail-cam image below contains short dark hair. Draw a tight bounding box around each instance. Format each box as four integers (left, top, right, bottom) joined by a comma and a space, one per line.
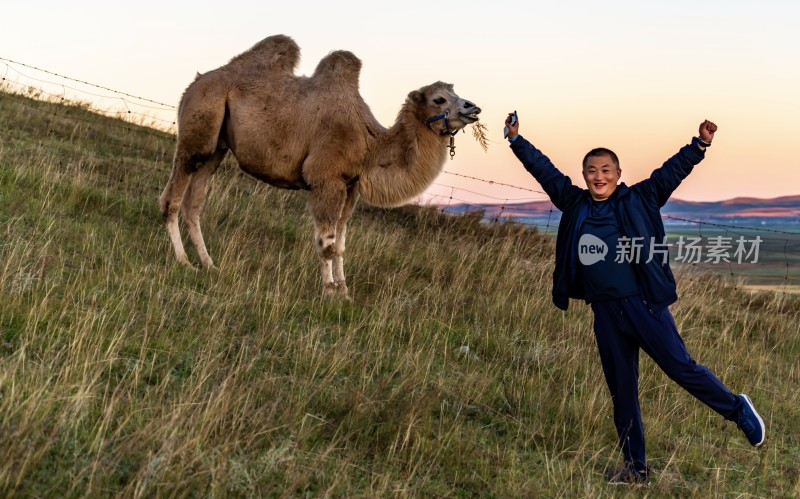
583, 148, 619, 170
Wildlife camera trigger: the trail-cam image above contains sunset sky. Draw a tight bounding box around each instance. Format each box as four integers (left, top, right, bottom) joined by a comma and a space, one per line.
3, 1, 799, 205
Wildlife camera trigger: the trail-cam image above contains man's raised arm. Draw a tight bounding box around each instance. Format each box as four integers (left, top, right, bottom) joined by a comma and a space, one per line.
505, 114, 583, 211
639, 120, 717, 207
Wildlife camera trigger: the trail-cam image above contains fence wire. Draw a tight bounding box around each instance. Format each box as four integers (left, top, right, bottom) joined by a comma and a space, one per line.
1, 57, 177, 134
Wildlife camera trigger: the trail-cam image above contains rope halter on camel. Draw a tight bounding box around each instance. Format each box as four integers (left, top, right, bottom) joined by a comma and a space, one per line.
425, 112, 461, 160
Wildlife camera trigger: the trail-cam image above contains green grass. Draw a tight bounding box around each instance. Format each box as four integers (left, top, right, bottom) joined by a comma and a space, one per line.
1, 87, 799, 497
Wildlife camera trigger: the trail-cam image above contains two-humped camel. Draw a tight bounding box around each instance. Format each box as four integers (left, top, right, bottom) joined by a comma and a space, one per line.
159, 35, 481, 298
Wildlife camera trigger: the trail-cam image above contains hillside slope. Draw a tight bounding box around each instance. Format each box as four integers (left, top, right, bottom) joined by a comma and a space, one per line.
1, 88, 799, 496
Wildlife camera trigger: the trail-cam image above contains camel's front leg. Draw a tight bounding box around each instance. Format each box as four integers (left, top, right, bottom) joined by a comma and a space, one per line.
332, 183, 359, 298
308, 182, 347, 298
313, 224, 336, 297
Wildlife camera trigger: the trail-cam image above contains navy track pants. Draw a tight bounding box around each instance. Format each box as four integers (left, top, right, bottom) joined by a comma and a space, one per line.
591, 295, 742, 468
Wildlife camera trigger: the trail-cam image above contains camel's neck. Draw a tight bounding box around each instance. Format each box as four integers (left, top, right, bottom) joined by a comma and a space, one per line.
359, 104, 449, 207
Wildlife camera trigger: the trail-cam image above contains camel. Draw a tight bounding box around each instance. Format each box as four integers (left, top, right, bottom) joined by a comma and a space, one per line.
159, 35, 481, 298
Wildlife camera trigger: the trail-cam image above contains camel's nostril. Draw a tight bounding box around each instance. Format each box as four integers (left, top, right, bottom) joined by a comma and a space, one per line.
464, 101, 475, 109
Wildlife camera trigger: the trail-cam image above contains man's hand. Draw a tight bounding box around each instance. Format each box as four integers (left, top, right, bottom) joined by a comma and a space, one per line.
505, 113, 519, 139
699, 119, 717, 144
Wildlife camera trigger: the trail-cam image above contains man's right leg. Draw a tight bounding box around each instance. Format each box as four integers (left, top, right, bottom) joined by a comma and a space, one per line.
623, 300, 741, 419
591, 300, 647, 470
622, 300, 765, 446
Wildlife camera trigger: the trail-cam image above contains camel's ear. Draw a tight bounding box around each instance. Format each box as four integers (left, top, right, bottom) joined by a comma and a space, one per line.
408, 90, 426, 105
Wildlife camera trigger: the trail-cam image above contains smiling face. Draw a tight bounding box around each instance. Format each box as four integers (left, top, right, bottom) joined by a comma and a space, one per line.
582, 153, 621, 201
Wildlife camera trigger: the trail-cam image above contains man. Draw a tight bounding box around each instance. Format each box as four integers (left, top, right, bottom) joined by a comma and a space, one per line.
505, 115, 765, 484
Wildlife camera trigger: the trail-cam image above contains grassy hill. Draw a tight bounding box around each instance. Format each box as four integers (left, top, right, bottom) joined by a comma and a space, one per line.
1, 87, 799, 497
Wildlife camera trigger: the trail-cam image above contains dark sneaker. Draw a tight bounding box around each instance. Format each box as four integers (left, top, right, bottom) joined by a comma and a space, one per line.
736, 394, 765, 447
604, 463, 651, 485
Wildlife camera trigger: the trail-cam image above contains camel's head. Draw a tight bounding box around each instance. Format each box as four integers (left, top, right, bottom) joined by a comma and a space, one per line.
409, 82, 481, 135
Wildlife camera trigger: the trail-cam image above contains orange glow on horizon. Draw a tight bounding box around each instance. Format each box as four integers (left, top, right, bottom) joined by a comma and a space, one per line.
3, 2, 797, 204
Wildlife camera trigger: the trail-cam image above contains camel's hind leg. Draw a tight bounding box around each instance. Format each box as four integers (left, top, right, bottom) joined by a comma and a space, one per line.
159, 165, 193, 265
159, 73, 227, 267
181, 149, 226, 269
308, 181, 348, 298
332, 183, 359, 298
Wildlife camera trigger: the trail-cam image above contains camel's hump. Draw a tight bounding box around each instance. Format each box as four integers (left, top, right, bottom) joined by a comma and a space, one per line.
311, 50, 362, 86
228, 34, 300, 74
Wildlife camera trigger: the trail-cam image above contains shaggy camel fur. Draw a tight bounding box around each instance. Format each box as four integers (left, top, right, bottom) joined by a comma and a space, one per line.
159, 35, 481, 298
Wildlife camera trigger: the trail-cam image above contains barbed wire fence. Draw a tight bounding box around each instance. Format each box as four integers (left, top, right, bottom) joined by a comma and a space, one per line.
0, 57, 178, 134
2, 57, 799, 296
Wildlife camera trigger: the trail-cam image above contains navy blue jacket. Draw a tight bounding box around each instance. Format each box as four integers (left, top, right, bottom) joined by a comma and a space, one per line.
510, 135, 707, 312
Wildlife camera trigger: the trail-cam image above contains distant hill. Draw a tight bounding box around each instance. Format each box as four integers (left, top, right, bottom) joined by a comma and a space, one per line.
445, 194, 800, 226
664, 195, 800, 219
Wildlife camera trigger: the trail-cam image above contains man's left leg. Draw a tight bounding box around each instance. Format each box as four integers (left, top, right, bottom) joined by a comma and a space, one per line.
591, 300, 647, 470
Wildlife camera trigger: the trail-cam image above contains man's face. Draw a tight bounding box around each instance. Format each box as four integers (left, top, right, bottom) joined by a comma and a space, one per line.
583, 154, 621, 201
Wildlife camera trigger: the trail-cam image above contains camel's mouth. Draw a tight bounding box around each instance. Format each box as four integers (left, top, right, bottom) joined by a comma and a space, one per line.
458, 112, 481, 124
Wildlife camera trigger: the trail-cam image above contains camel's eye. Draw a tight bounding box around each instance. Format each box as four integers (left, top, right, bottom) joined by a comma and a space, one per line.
433, 97, 446, 105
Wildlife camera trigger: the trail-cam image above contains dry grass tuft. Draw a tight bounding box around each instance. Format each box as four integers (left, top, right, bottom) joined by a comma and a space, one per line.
471, 121, 489, 152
